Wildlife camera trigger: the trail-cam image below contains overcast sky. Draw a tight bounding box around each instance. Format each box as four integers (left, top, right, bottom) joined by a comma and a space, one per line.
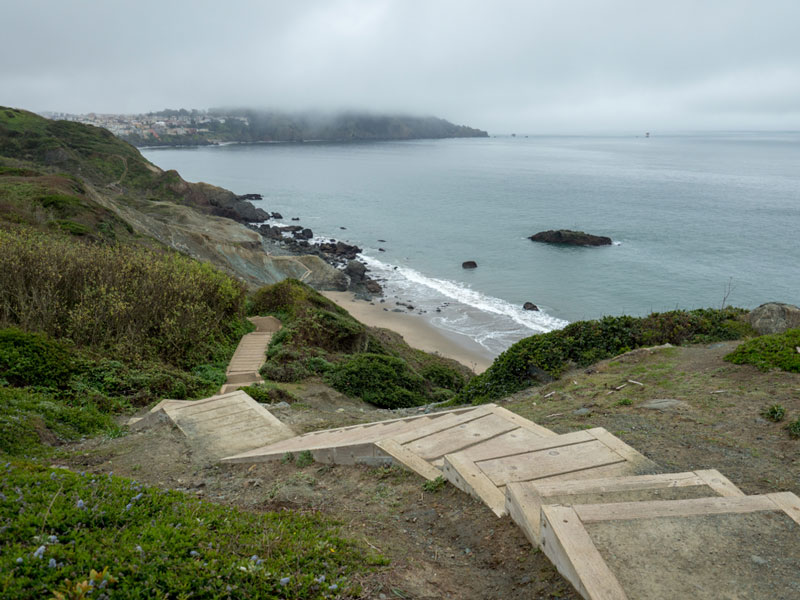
3, 0, 799, 133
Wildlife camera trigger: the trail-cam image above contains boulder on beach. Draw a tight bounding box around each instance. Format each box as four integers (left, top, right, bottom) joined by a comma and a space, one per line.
529, 229, 612, 246
746, 302, 800, 335
523, 302, 539, 311
462, 260, 478, 269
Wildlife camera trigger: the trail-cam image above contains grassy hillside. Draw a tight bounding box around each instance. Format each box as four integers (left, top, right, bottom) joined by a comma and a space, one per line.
457, 308, 753, 404
248, 279, 472, 408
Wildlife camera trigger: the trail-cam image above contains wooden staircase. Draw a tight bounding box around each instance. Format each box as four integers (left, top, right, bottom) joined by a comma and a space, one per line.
221, 404, 800, 599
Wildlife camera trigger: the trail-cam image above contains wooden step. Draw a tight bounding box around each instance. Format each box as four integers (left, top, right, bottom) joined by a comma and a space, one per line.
505, 469, 743, 547
540, 492, 800, 600
442, 428, 658, 517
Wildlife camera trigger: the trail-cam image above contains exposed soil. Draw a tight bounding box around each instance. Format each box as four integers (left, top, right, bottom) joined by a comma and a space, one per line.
61, 341, 799, 598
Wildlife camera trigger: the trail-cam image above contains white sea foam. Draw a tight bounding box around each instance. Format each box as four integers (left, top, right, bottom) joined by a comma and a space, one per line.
360, 254, 568, 354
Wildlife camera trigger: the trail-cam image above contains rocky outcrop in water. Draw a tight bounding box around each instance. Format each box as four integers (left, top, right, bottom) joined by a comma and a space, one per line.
462, 261, 478, 269
529, 230, 612, 246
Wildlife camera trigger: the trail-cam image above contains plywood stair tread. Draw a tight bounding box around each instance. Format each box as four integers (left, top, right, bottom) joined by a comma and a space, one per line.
442, 427, 658, 517
539, 492, 800, 600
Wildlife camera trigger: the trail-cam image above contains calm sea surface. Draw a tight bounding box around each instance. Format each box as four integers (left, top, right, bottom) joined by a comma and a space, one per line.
143, 133, 800, 357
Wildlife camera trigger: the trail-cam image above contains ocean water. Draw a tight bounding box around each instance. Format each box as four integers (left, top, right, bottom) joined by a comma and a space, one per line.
142, 133, 800, 357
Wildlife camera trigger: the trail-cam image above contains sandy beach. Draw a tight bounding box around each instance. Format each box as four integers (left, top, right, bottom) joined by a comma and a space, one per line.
322, 291, 494, 374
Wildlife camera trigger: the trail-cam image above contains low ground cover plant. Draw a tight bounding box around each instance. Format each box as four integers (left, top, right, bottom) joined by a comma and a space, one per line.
724, 328, 800, 373
0, 460, 377, 599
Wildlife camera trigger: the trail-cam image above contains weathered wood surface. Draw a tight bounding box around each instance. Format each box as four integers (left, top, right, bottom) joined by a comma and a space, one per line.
506, 469, 743, 546
539, 492, 800, 600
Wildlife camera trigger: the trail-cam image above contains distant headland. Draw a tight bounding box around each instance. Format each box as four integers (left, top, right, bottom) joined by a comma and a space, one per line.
42, 108, 489, 147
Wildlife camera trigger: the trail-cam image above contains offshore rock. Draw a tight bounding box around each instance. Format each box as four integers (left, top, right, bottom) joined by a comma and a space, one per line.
523, 302, 539, 311
529, 229, 612, 246
462, 261, 478, 269
747, 302, 800, 335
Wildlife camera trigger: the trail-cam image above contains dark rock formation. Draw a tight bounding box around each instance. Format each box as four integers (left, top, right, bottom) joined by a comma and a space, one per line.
237, 193, 263, 201
271, 212, 283, 219
462, 261, 478, 269
523, 302, 539, 311
294, 228, 313, 240
529, 230, 612, 246
746, 302, 800, 335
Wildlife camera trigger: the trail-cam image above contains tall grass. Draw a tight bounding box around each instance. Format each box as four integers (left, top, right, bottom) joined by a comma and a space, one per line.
0, 228, 247, 367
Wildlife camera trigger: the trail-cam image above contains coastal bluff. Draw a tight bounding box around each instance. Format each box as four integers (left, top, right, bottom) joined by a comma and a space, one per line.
529, 229, 613, 246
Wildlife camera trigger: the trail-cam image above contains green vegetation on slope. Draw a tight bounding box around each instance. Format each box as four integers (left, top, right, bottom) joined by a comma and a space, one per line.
458, 308, 752, 404
724, 328, 800, 373
250, 279, 470, 408
0, 227, 250, 456
0, 461, 376, 599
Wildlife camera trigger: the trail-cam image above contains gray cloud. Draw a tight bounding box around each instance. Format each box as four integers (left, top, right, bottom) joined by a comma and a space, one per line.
3, 0, 799, 132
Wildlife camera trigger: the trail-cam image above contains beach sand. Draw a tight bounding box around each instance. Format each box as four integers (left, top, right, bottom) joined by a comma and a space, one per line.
322, 291, 493, 374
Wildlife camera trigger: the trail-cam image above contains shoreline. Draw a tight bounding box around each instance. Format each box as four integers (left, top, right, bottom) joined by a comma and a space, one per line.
322, 291, 494, 374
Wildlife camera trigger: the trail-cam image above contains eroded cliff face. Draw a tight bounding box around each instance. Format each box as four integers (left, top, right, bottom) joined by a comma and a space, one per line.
88, 186, 347, 290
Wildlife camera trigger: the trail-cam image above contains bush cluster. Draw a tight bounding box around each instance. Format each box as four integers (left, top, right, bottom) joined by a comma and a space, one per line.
724, 328, 800, 373
0, 228, 248, 367
458, 308, 751, 404
250, 279, 470, 408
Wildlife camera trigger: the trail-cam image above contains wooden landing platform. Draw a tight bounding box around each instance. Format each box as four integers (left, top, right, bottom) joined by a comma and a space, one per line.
221, 404, 557, 481
137, 390, 295, 460
442, 427, 658, 516
505, 469, 743, 546
540, 492, 800, 600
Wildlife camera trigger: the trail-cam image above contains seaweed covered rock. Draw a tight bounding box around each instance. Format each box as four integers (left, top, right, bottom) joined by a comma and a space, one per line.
529, 229, 612, 246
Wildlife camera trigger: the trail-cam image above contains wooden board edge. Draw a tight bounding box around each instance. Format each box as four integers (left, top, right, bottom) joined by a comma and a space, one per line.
574, 494, 780, 523
693, 469, 745, 497
391, 405, 496, 445
505, 482, 542, 546
586, 427, 657, 471
525, 472, 701, 498
442, 453, 507, 517
374, 439, 441, 481
540, 505, 628, 600
488, 405, 556, 437
766, 491, 800, 526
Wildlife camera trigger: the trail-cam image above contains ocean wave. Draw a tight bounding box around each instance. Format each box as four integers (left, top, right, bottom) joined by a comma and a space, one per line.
361, 255, 569, 335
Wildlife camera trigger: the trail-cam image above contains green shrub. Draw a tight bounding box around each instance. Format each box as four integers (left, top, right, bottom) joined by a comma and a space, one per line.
786, 418, 800, 439
239, 382, 299, 404
0, 328, 73, 388
0, 228, 247, 367
249, 278, 348, 320
0, 387, 113, 456
325, 353, 427, 409
761, 404, 786, 422
724, 328, 800, 373
421, 363, 466, 392
0, 461, 374, 598
305, 356, 335, 375
459, 307, 751, 404
260, 349, 311, 383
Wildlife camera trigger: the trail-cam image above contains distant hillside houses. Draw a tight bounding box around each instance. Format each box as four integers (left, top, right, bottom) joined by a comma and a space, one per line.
41, 110, 248, 140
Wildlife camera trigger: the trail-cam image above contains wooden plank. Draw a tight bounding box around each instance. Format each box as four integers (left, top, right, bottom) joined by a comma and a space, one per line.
573, 494, 780, 523
525, 472, 703, 497
541, 505, 628, 600
442, 453, 507, 517
767, 491, 800, 526
505, 481, 542, 546
586, 428, 657, 471
693, 469, 745, 497
389, 404, 496, 444
375, 439, 442, 481
404, 413, 518, 460
478, 439, 624, 487
489, 405, 556, 437
454, 429, 594, 463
